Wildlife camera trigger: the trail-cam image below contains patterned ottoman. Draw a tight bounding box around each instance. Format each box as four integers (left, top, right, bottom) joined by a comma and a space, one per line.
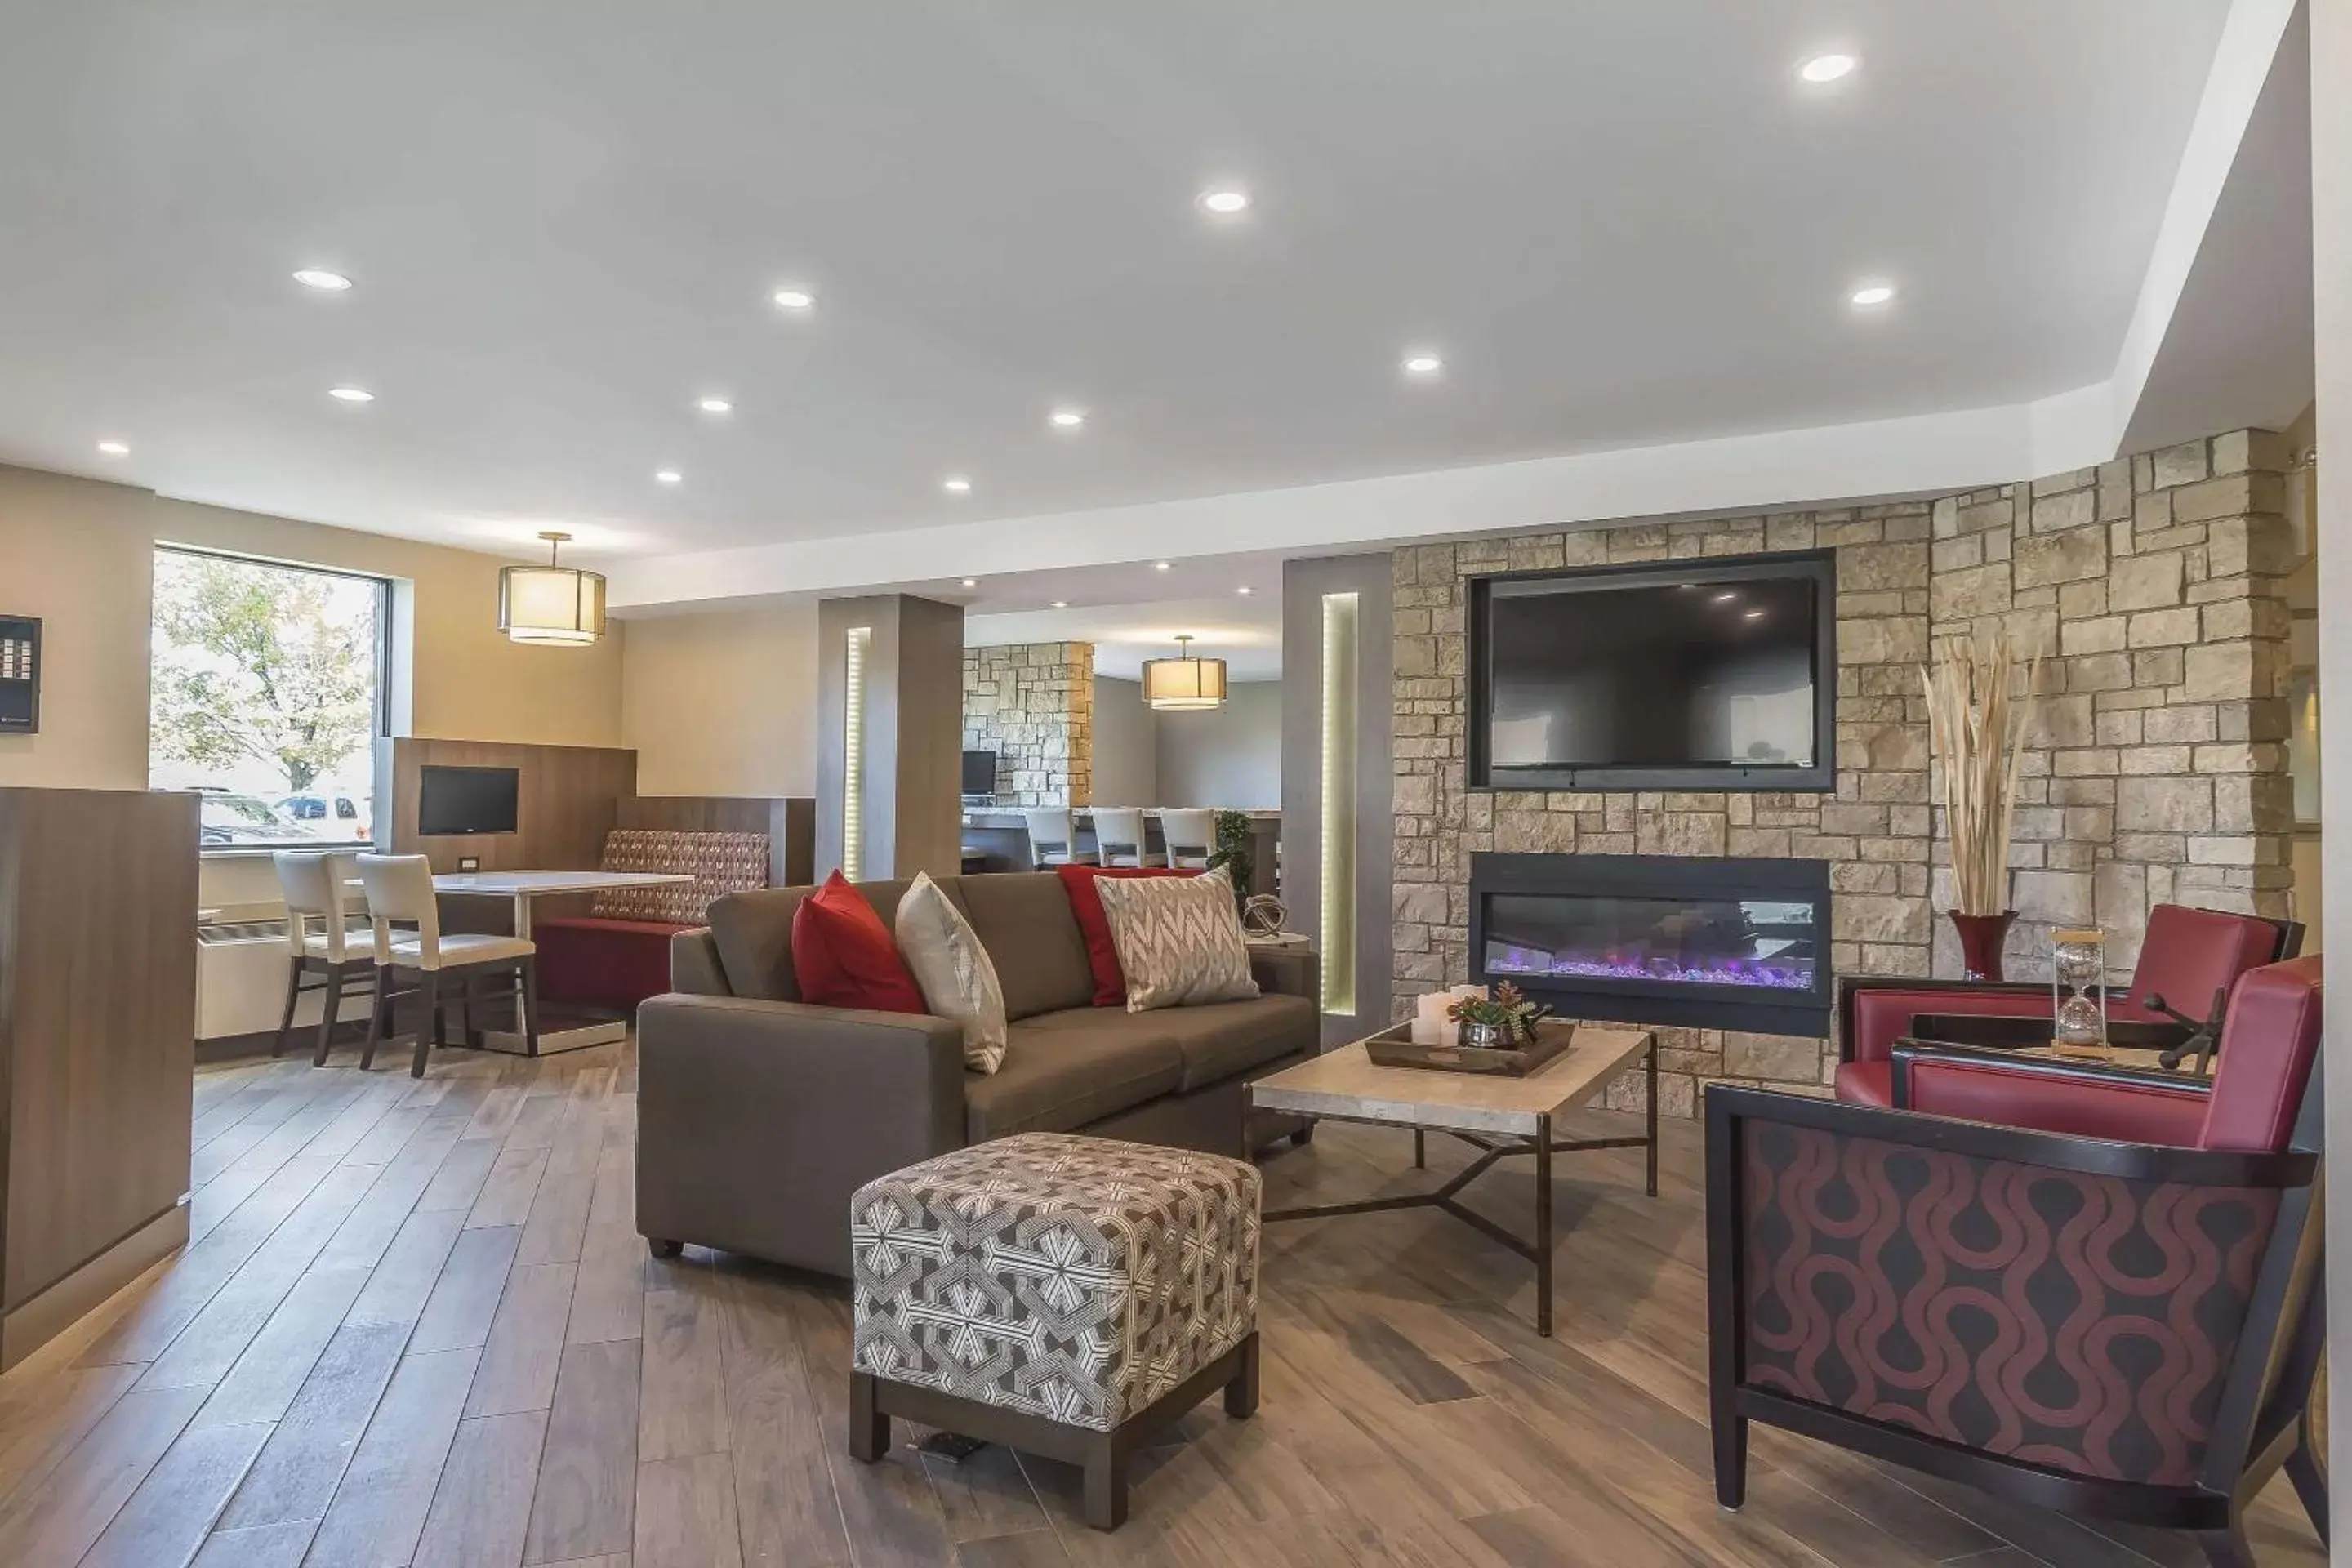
847, 1133, 1262, 1529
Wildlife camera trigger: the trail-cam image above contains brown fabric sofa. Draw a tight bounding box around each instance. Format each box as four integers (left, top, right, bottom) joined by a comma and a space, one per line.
637, 871, 1319, 1276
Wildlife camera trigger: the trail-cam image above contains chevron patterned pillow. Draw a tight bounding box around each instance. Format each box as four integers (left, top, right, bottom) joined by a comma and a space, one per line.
1093, 867, 1259, 1013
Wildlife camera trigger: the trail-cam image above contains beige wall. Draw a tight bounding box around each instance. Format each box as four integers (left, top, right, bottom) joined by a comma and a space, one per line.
0, 464, 625, 791
621, 601, 820, 798
1155, 680, 1283, 809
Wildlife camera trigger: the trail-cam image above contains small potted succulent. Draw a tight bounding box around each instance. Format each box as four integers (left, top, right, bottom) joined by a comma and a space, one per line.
1447, 981, 1549, 1049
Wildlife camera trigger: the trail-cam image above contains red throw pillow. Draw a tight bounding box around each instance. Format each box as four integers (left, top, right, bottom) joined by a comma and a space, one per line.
1055, 863, 1200, 1007
791, 871, 929, 1014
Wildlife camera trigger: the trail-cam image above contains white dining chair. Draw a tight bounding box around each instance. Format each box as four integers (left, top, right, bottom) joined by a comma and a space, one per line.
272, 850, 377, 1067
1022, 808, 1097, 869
355, 853, 541, 1076
1160, 808, 1217, 871
1092, 807, 1163, 868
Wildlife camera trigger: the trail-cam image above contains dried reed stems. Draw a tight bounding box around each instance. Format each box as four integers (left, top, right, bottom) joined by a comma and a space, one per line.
1922, 631, 2040, 917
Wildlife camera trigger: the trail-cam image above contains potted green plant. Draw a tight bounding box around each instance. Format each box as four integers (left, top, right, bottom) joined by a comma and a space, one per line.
1446, 982, 1549, 1049
1208, 808, 1254, 904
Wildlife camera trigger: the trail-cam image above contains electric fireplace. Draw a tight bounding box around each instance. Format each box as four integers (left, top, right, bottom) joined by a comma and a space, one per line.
1468, 852, 1831, 1034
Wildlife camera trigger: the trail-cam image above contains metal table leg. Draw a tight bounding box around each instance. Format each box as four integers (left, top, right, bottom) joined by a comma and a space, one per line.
1535, 1111, 1553, 1337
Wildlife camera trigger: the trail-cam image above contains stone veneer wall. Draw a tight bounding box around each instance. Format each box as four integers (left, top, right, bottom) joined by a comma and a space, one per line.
1391, 428, 2296, 1116
963, 642, 1094, 806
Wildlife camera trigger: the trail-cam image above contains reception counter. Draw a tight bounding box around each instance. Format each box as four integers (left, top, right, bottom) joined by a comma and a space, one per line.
960, 808, 1281, 898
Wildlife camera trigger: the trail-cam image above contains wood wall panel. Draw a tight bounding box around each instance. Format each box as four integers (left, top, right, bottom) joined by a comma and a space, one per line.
377, 738, 637, 928
0, 788, 198, 1313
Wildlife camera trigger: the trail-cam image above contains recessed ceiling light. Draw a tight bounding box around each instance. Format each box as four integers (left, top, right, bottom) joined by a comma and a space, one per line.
1850, 283, 1896, 307
1236, 586, 1255, 596
697, 396, 733, 414
1799, 53, 1858, 83
1199, 188, 1250, 215
1402, 353, 1443, 377
1712, 590, 1739, 604
327, 385, 373, 403
942, 476, 973, 494
1154, 561, 1172, 572
293, 268, 353, 292
654, 469, 683, 485
1050, 599, 1069, 609
1744, 608, 1766, 619
1049, 408, 1086, 429
96, 439, 129, 456
960, 577, 979, 589
772, 287, 815, 311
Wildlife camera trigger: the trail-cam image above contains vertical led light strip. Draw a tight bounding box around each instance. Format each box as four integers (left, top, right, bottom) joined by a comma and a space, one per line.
1320, 593, 1359, 1014
841, 626, 871, 880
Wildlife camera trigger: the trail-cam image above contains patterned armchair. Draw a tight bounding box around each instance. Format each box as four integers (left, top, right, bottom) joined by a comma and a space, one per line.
1708, 957, 2326, 1568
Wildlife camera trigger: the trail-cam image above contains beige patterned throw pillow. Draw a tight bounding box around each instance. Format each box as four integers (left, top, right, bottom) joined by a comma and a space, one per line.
893, 872, 1009, 1073
1094, 868, 1260, 1013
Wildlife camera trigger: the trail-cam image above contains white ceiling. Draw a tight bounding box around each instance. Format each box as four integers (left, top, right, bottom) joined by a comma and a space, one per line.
0, 0, 2263, 591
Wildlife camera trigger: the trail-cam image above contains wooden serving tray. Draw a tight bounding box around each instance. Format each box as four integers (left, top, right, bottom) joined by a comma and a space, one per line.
1364, 1019, 1571, 1077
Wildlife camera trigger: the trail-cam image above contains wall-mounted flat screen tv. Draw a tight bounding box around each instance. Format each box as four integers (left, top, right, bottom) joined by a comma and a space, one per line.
1468, 550, 1835, 792
418, 764, 520, 835
961, 750, 998, 795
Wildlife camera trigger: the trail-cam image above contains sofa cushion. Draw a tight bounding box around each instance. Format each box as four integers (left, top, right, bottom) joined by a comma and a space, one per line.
1055, 864, 1198, 1006
1094, 869, 1258, 1013
709, 879, 915, 1000
791, 873, 929, 1014
964, 1013, 1184, 1142
955, 872, 1098, 1020
1017, 993, 1312, 1092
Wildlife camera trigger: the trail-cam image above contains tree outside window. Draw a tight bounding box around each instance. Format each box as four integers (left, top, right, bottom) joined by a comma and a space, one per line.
149, 547, 387, 848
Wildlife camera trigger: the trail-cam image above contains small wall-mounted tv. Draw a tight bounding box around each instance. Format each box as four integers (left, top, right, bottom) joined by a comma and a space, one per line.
961, 749, 999, 795
1468, 550, 1836, 792
418, 764, 520, 835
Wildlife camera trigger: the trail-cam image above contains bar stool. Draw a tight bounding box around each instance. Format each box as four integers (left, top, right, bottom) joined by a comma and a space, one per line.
1093, 807, 1163, 868
271, 850, 377, 1066
1022, 808, 1097, 869
355, 853, 541, 1076
1160, 808, 1217, 871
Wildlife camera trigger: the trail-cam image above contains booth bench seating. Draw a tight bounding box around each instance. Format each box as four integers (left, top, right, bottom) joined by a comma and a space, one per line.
533, 829, 772, 1013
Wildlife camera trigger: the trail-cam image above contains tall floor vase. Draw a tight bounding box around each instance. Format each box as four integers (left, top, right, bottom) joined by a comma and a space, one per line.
1949, 911, 2016, 982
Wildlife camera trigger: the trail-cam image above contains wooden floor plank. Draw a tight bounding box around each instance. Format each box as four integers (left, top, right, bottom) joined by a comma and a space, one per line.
189, 1264, 372, 1430
411, 1224, 525, 1356
464, 1261, 578, 1418
78, 1416, 273, 1568
634, 1451, 743, 1568
410, 1409, 549, 1568
301, 1346, 481, 1568
215, 1320, 411, 1530
0, 1383, 207, 1568
524, 1338, 642, 1564
637, 1279, 731, 1463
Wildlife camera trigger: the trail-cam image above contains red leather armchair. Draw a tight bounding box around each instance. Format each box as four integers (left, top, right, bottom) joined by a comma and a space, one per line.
1834, 904, 2301, 1107
1708, 957, 2327, 1568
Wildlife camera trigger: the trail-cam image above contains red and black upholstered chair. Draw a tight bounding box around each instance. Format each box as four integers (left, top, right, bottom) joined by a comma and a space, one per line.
1833, 904, 2301, 1107
1707, 957, 2326, 1568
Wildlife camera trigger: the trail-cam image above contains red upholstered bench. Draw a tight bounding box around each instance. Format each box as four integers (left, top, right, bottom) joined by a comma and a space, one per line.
533, 830, 770, 1015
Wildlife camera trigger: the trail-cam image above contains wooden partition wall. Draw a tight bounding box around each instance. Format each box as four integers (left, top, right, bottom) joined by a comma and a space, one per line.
0, 788, 198, 1369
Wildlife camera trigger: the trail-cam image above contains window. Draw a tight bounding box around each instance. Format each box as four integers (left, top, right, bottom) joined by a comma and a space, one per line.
149, 546, 390, 849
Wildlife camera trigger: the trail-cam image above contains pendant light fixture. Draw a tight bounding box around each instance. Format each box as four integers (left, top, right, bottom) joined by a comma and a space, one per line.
497, 532, 607, 646
1141, 635, 1228, 711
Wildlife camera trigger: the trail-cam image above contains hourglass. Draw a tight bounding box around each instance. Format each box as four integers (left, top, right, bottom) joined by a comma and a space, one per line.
2051, 929, 2110, 1058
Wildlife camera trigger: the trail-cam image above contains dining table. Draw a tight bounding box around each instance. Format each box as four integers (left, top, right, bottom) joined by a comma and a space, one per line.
350, 868, 695, 1054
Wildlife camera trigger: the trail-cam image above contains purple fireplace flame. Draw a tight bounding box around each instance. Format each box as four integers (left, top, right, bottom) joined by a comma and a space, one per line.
1486, 942, 1814, 991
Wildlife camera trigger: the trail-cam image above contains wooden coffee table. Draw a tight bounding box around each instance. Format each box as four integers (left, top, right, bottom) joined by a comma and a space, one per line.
1248, 1023, 1657, 1335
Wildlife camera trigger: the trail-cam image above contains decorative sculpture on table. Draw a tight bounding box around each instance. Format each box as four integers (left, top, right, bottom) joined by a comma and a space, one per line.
1447, 980, 1549, 1049
1240, 893, 1286, 939
2049, 928, 2109, 1057
1921, 630, 2039, 980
